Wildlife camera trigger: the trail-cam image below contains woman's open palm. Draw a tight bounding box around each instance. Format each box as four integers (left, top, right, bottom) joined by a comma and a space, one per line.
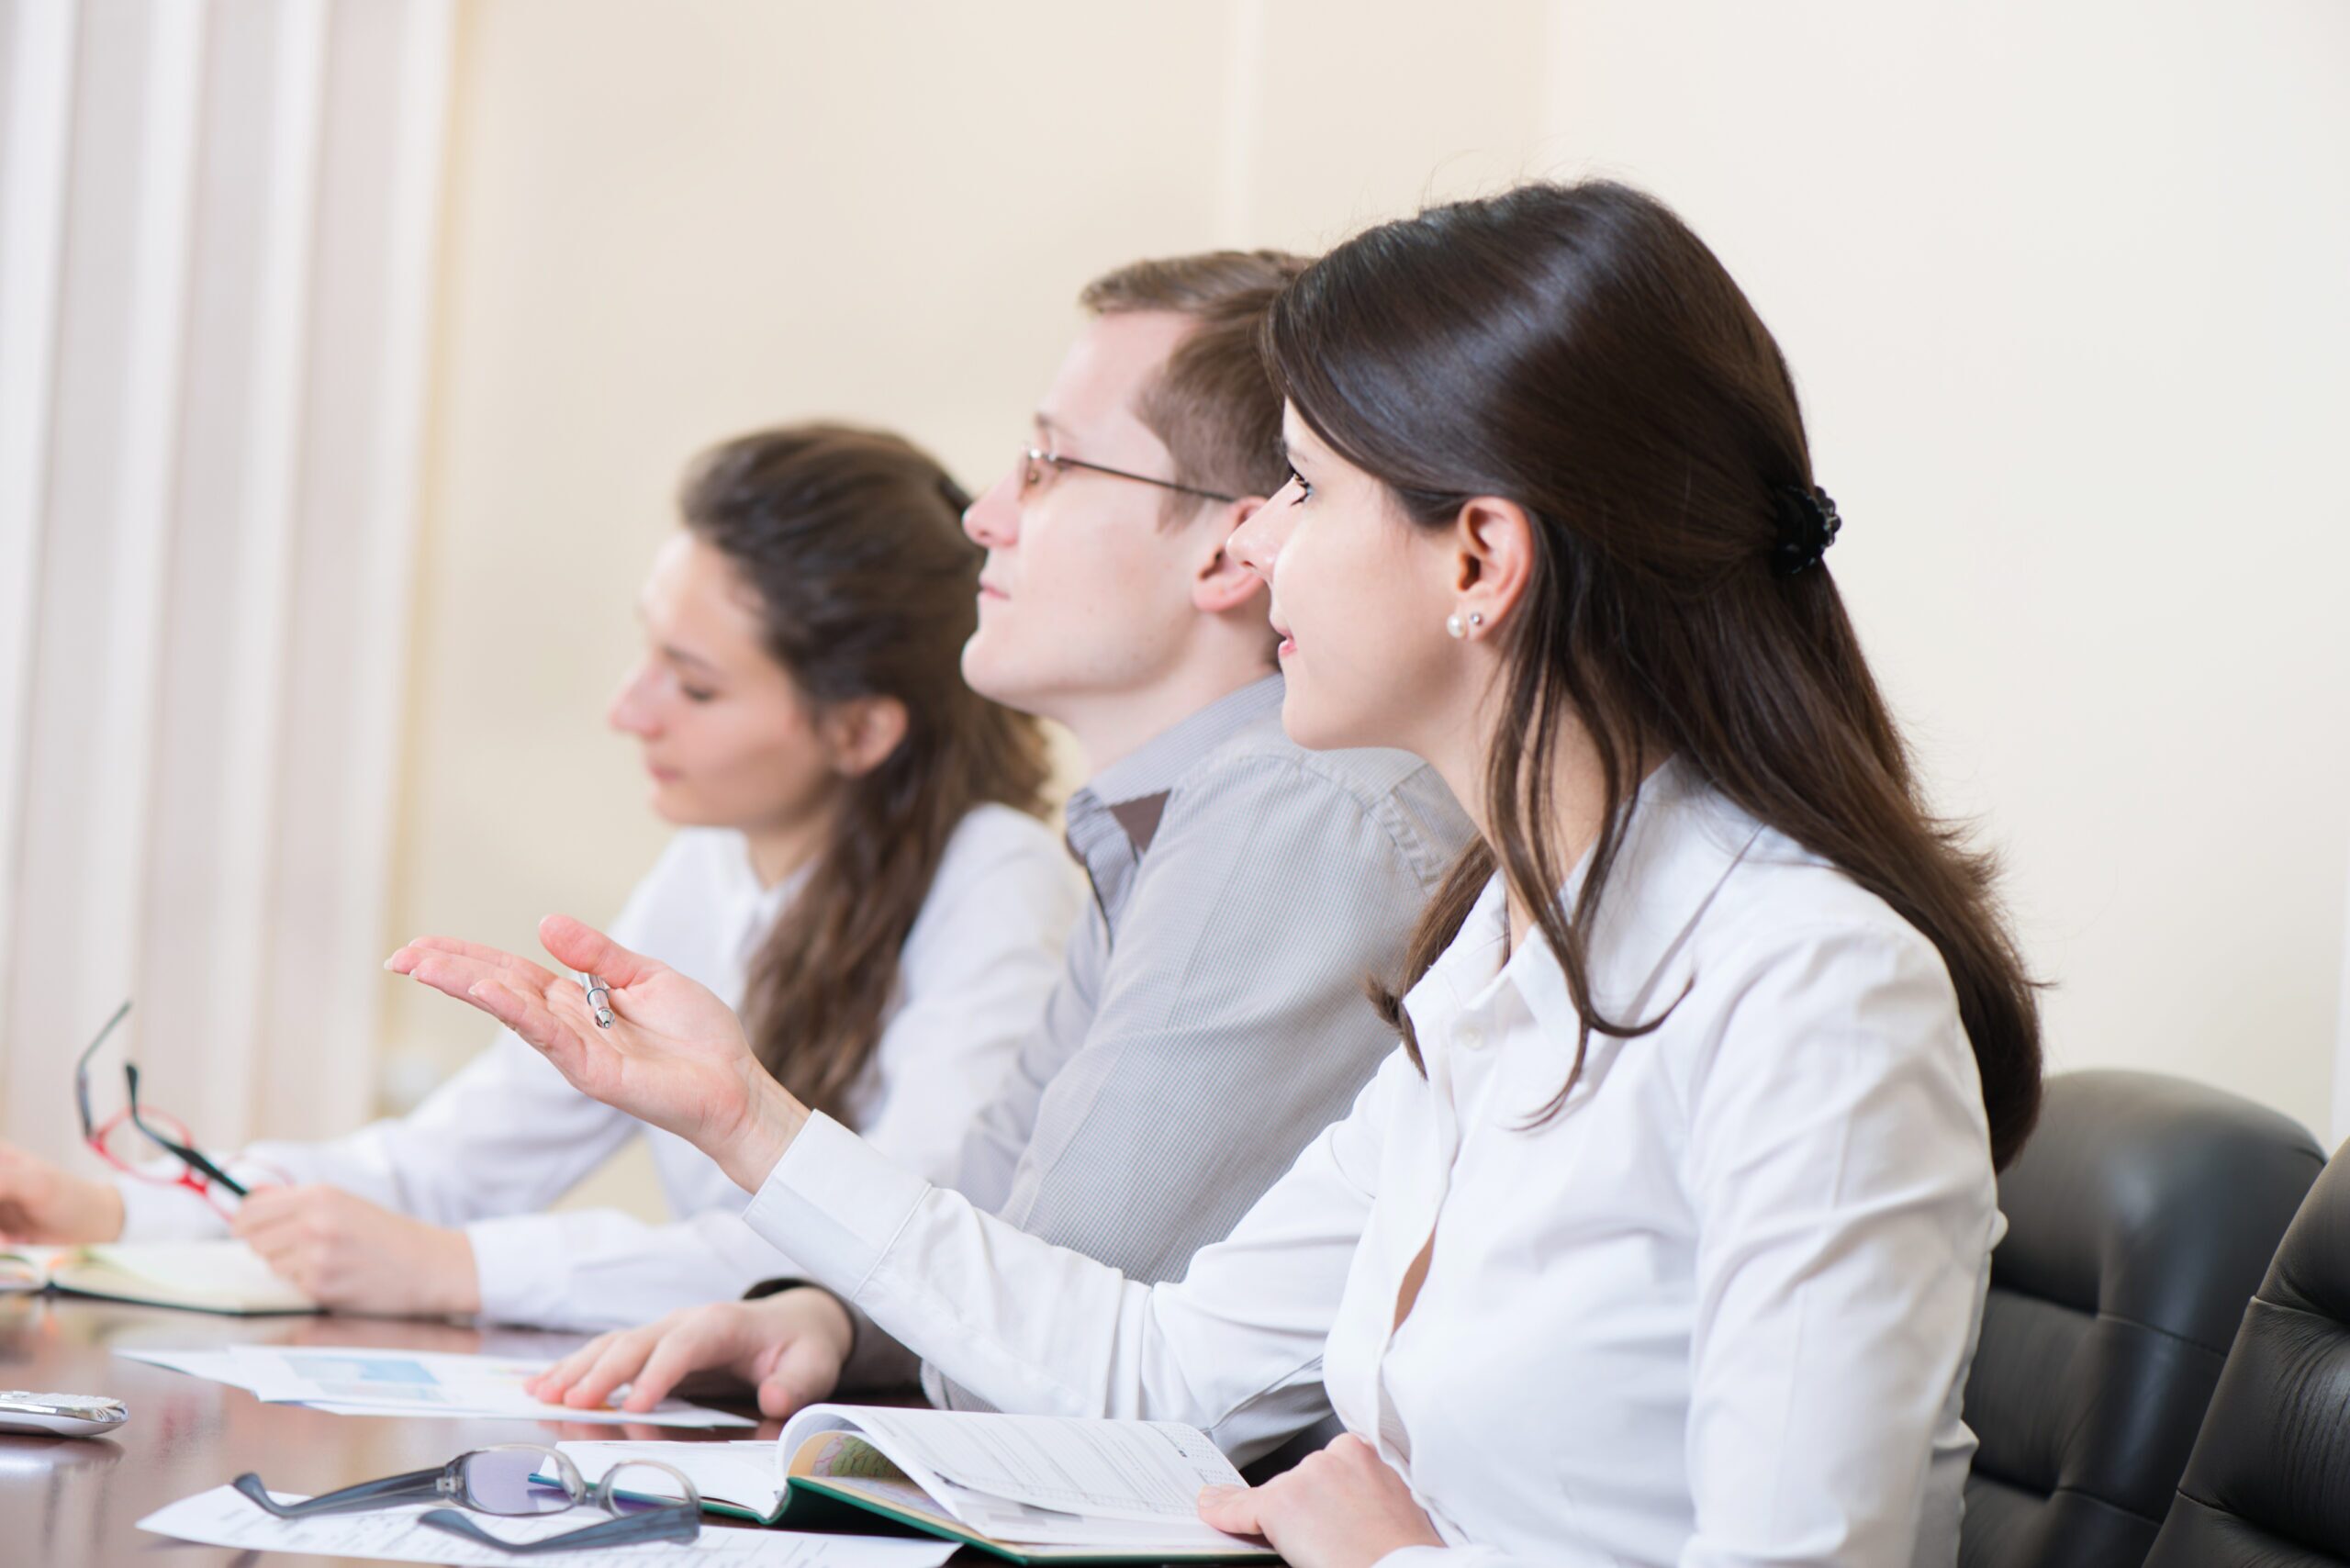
388, 915, 797, 1185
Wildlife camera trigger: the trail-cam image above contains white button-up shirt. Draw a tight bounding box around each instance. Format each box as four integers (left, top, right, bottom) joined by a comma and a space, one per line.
745, 762, 2002, 1567
119, 804, 1081, 1331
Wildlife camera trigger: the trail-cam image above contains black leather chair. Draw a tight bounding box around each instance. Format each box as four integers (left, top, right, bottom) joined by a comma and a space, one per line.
2141, 1134, 2350, 1566
1961, 1070, 2323, 1568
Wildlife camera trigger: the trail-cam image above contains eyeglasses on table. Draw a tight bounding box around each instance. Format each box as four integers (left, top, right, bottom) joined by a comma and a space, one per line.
232, 1442, 702, 1554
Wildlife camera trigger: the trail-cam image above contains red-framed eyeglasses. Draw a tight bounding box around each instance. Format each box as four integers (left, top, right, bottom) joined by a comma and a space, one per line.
73, 1001, 254, 1215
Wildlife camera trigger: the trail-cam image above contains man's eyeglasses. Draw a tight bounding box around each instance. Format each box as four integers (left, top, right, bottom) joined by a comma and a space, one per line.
74, 1001, 254, 1210
1017, 444, 1237, 505
234, 1444, 701, 1554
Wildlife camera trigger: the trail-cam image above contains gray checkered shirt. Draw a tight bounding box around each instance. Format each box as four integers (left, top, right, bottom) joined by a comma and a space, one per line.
825, 675, 1471, 1407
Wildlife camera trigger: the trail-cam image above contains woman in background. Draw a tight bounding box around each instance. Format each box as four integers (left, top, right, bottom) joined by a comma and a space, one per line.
0, 423, 1079, 1332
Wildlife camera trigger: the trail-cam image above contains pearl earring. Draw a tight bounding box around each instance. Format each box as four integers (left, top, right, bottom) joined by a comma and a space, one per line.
1446, 610, 1484, 640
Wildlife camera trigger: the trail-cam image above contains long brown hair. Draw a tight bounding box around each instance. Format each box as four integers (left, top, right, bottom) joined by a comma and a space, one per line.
678, 425, 1052, 1127
1264, 182, 2042, 1168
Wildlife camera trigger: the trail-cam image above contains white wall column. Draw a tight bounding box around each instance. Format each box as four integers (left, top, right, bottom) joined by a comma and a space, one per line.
0, 0, 452, 1163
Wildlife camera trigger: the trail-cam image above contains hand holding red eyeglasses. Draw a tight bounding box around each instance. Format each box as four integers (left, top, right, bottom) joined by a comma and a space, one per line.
67, 1000, 277, 1226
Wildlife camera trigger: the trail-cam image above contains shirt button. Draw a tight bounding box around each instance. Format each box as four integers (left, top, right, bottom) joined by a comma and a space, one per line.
1456, 1024, 1485, 1051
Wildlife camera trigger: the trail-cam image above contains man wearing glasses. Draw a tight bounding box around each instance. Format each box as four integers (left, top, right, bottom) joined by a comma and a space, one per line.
524, 252, 1472, 1425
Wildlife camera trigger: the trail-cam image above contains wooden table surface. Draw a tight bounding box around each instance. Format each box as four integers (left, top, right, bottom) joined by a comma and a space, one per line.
0, 1292, 999, 1566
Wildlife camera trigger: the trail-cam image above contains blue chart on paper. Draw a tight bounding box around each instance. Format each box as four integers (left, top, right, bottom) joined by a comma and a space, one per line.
297, 1357, 439, 1385
295, 1355, 456, 1404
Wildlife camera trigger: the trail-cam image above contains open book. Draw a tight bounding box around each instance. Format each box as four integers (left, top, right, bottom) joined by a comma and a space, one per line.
558, 1405, 1279, 1563
0, 1241, 318, 1316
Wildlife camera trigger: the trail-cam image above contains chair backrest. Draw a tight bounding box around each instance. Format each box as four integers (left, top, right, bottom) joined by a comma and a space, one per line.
2141, 1135, 2350, 1566
1961, 1070, 2323, 1568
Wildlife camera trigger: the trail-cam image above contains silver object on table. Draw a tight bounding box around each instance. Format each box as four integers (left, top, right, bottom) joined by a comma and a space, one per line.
0, 1391, 129, 1438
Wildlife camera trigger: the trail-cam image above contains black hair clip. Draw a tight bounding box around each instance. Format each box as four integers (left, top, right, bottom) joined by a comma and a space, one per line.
1769, 485, 1841, 577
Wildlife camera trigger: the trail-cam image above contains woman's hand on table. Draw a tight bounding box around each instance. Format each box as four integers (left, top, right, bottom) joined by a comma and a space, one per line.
526, 1290, 854, 1419
1196, 1433, 1444, 1568
230, 1184, 479, 1316
386, 914, 808, 1192
0, 1141, 124, 1244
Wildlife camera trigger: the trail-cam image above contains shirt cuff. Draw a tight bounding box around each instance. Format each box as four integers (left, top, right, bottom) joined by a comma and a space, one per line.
113, 1173, 231, 1241
464, 1213, 568, 1326
739, 1112, 930, 1304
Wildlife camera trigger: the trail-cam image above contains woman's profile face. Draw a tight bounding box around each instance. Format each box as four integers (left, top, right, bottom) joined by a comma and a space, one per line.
608, 532, 839, 834
1226, 407, 1462, 756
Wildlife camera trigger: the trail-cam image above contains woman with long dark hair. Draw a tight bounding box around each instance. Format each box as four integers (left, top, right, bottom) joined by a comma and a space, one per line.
0, 424, 1075, 1332
397, 185, 2041, 1565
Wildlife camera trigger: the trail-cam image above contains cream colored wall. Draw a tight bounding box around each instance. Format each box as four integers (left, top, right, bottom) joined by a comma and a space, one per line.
1540, 1, 2350, 1137
384, 0, 2350, 1226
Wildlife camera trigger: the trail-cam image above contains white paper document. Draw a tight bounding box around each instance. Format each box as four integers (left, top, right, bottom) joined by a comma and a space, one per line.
780, 1406, 1259, 1551
818, 1406, 1238, 1523
113, 1344, 754, 1428
112, 1345, 249, 1383
562, 1405, 1273, 1556
140, 1484, 959, 1567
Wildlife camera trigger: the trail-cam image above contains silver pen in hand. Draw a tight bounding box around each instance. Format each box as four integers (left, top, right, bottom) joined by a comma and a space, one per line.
581, 973, 614, 1028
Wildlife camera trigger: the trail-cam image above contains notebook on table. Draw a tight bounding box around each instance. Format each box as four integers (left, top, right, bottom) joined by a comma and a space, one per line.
0, 1241, 318, 1316
557, 1404, 1280, 1563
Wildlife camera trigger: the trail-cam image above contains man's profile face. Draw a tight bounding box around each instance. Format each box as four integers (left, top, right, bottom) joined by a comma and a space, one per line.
959, 310, 1217, 723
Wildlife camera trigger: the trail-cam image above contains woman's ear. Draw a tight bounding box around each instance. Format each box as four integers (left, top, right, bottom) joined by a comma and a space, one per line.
1450, 496, 1536, 639
1192, 495, 1271, 616
820, 695, 910, 778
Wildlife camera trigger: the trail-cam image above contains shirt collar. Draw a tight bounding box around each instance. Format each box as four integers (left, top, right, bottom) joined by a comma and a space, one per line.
1076, 676, 1285, 836
1403, 757, 1770, 1056
1059, 675, 1284, 929
1403, 874, 1514, 1031
729, 836, 811, 966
